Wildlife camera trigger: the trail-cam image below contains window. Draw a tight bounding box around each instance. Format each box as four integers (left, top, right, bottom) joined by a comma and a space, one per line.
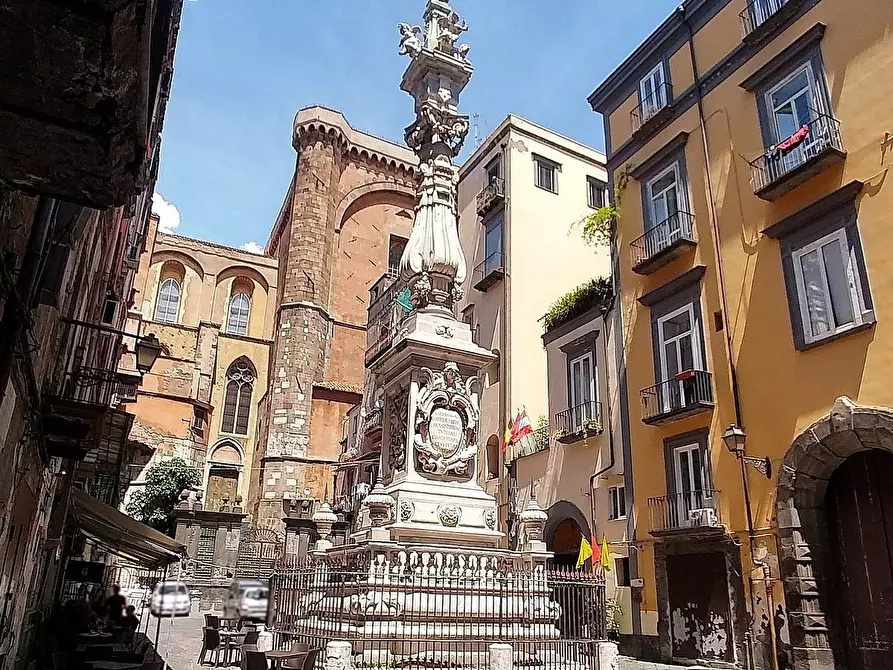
587, 178, 606, 209
388, 235, 408, 276
221, 358, 255, 435
534, 155, 559, 193
657, 303, 702, 383
101, 293, 118, 325
484, 213, 504, 274
615, 557, 631, 587
792, 229, 870, 345
673, 443, 707, 509
639, 62, 668, 118
154, 278, 181, 323
645, 163, 691, 252
608, 485, 626, 520
227, 293, 251, 336
486, 435, 500, 480
569, 352, 596, 430
191, 407, 207, 440
486, 156, 502, 184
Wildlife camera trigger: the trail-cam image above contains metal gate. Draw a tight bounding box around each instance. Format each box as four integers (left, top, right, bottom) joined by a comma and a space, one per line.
665, 552, 733, 661
235, 527, 283, 580
826, 450, 893, 670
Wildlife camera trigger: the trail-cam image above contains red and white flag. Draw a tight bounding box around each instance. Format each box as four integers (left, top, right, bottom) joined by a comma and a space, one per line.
513, 408, 533, 442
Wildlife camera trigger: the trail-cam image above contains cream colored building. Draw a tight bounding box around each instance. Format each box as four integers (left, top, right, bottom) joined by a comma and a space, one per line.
122, 215, 279, 511
456, 115, 611, 534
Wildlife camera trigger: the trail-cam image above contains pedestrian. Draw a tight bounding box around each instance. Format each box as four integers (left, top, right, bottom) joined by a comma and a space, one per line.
121, 605, 140, 632
106, 585, 126, 624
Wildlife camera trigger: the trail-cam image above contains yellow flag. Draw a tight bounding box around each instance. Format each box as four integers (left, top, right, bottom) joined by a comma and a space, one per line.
576, 535, 593, 569
600, 535, 612, 571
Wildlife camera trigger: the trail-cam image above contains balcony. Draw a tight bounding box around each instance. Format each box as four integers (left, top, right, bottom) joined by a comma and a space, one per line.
640, 370, 714, 425
739, 0, 802, 43
476, 178, 506, 216
512, 426, 551, 460
42, 319, 125, 460
631, 83, 673, 137
363, 406, 383, 439
554, 401, 603, 444
630, 212, 697, 275
648, 490, 724, 536
365, 273, 413, 367
472, 253, 505, 292
749, 113, 845, 201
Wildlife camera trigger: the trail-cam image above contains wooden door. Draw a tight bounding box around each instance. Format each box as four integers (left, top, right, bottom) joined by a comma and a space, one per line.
826, 450, 893, 669
666, 552, 733, 661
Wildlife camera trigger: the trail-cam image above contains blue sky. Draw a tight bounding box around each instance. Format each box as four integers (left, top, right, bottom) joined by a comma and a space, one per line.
153, 0, 681, 249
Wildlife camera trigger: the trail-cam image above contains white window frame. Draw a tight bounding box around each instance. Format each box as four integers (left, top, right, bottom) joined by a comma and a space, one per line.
227, 292, 251, 336
587, 178, 606, 209
534, 156, 558, 193
792, 228, 870, 345
639, 62, 668, 118
569, 351, 597, 431
154, 277, 181, 324
608, 485, 627, 520
656, 302, 702, 383
673, 443, 708, 525
765, 62, 820, 143
646, 162, 684, 232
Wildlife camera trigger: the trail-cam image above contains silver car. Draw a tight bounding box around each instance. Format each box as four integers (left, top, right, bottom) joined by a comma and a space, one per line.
222, 579, 268, 622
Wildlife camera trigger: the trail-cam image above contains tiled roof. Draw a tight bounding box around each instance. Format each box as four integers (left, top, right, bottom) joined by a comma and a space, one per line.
313, 380, 363, 395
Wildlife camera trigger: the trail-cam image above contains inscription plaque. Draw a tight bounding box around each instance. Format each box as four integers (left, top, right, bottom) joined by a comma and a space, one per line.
429, 407, 464, 455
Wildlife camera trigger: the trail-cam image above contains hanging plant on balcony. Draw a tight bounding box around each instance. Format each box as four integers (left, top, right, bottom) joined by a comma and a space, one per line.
572, 164, 634, 247
541, 276, 613, 332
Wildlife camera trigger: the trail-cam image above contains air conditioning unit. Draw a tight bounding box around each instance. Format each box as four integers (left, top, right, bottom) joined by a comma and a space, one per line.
688, 507, 719, 527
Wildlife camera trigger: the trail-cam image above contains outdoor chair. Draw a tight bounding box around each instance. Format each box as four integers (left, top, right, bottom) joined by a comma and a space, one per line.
244, 650, 268, 670
301, 649, 321, 670
197, 628, 222, 666
204, 614, 220, 629
242, 631, 259, 646
289, 643, 310, 654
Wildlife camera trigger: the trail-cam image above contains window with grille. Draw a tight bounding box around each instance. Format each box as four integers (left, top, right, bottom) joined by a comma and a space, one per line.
227, 292, 251, 336
194, 527, 216, 579
154, 278, 181, 323
221, 358, 255, 435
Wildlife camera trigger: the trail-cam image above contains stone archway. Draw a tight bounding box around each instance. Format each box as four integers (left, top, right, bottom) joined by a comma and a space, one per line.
777, 396, 893, 670
544, 500, 591, 568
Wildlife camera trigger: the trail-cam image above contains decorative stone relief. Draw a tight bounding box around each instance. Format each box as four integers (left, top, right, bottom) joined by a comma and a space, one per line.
438, 504, 461, 527
387, 387, 409, 473
413, 362, 479, 479
399, 500, 415, 522
483, 509, 496, 530
435, 325, 454, 338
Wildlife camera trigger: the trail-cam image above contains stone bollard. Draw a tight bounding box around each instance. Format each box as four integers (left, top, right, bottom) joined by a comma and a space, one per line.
488, 643, 512, 670
325, 641, 353, 670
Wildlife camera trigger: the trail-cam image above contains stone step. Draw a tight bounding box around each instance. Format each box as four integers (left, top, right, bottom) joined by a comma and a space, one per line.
615, 657, 713, 670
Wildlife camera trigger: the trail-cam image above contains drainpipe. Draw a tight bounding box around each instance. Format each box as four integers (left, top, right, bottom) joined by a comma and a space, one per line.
589, 302, 616, 536
678, 7, 777, 669
499, 141, 514, 548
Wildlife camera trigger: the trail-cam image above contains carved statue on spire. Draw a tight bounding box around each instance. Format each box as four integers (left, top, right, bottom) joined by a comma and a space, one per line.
397, 23, 423, 58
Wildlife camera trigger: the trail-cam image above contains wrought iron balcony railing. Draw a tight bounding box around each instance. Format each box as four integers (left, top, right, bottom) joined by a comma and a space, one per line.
365, 273, 413, 366
631, 82, 673, 135
739, 0, 797, 40
48, 318, 124, 408
364, 406, 383, 435
511, 425, 551, 460
554, 401, 603, 443
749, 113, 845, 200
472, 253, 505, 292
630, 212, 696, 274
648, 490, 723, 533
640, 370, 714, 425
476, 178, 505, 216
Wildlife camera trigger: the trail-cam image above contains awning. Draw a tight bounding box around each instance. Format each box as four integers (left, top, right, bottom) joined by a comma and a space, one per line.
68, 488, 186, 569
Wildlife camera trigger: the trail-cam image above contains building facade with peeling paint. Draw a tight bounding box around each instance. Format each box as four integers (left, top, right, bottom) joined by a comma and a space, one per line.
589, 0, 893, 668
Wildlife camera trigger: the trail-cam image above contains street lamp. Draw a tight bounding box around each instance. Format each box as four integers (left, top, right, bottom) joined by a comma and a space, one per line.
722, 424, 772, 478
134, 333, 162, 376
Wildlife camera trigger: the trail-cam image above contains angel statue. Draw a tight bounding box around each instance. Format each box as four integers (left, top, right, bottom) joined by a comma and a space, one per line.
398, 23, 423, 58
457, 43, 471, 65
437, 12, 468, 55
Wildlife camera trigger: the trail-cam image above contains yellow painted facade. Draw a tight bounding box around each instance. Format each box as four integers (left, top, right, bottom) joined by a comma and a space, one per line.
591, 0, 893, 667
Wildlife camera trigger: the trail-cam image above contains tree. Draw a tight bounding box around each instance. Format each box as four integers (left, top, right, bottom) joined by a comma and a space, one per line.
125, 457, 201, 536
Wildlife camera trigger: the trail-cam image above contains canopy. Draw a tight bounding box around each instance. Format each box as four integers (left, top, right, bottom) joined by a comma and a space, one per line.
69, 488, 186, 569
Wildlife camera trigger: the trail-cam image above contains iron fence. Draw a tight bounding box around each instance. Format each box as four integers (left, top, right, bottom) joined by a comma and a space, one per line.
554, 401, 602, 441
630, 212, 696, 269
472, 253, 505, 292
269, 558, 606, 670
739, 0, 794, 37
476, 178, 506, 216
366, 274, 413, 366
749, 113, 843, 193
630, 82, 672, 134
640, 370, 713, 423
648, 489, 723, 533
48, 318, 123, 407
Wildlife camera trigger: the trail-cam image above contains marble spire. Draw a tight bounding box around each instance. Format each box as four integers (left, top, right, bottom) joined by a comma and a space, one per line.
397, 0, 473, 314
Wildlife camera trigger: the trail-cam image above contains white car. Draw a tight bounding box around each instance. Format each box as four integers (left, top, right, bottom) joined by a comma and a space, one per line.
150, 581, 190, 617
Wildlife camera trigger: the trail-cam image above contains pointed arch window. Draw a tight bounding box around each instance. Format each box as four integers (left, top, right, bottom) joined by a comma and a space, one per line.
154, 278, 181, 324
227, 293, 251, 336
222, 358, 255, 435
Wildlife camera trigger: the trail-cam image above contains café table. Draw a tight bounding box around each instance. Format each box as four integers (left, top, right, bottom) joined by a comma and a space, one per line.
265, 649, 308, 670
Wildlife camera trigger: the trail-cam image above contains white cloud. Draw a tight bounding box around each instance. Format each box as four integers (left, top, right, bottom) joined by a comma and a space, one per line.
240, 241, 265, 255
152, 192, 181, 234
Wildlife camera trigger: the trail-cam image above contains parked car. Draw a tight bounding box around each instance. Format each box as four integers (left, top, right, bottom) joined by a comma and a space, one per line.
150, 581, 191, 617
222, 578, 269, 622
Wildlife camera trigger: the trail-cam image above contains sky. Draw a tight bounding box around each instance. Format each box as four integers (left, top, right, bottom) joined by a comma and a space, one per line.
153, 0, 682, 250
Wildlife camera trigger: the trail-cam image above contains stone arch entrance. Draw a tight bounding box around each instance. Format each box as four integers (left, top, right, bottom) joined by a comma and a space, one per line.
777, 396, 893, 670
544, 500, 591, 568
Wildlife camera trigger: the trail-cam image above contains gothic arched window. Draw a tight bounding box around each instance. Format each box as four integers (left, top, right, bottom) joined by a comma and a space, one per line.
154, 278, 181, 324
227, 293, 251, 336
221, 358, 255, 435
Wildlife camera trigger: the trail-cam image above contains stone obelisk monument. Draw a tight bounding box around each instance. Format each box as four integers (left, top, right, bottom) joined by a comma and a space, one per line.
353, 0, 501, 548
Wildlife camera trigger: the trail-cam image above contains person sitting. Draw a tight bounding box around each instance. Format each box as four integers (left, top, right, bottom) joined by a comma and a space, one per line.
121, 605, 140, 632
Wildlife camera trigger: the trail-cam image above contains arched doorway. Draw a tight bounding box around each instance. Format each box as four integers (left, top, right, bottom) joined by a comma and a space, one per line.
205, 440, 243, 511
544, 500, 592, 568
777, 397, 893, 670
825, 450, 893, 670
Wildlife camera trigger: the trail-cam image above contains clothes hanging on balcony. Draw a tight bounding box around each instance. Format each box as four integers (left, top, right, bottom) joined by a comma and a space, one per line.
769, 124, 810, 157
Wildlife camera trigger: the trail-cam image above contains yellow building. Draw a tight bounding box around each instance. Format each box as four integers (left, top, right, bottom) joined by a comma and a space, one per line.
123, 215, 278, 512
589, 1, 893, 668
